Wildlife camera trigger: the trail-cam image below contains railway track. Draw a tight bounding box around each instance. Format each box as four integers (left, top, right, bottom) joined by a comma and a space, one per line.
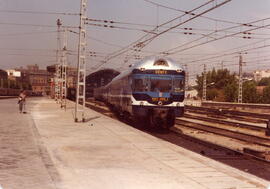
177, 108, 270, 162
202, 101, 270, 114
184, 113, 266, 131
186, 105, 270, 120
175, 118, 270, 157
176, 119, 270, 146
85, 99, 270, 180
186, 109, 268, 125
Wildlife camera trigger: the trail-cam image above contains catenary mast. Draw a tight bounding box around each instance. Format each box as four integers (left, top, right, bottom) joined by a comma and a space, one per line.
75, 0, 87, 122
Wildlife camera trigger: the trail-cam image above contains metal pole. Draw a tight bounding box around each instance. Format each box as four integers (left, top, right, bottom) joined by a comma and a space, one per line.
238, 55, 243, 103
202, 64, 207, 101
55, 19, 62, 102
184, 64, 189, 98
75, 0, 87, 122
61, 28, 68, 109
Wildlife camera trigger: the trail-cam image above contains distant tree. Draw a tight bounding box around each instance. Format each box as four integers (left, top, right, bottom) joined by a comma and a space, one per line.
242, 81, 259, 103
195, 68, 270, 103
207, 88, 219, 100
243, 72, 253, 78
195, 68, 237, 101
258, 77, 270, 86
215, 69, 236, 89
195, 74, 203, 98
224, 83, 238, 102
262, 85, 270, 103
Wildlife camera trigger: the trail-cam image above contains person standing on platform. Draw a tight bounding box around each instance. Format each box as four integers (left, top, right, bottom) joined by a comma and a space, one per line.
18, 90, 26, 113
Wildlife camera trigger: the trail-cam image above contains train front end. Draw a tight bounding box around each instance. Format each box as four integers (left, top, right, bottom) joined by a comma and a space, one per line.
130, 58, 185, 129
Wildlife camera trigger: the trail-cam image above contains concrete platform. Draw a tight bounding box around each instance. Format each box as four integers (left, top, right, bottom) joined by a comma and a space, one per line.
0, 98, 270, 189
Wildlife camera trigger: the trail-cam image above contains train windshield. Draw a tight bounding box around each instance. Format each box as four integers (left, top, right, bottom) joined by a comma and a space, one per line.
133, 78, 148, 92
150, 76, 172, 92
174, 78, 185, 92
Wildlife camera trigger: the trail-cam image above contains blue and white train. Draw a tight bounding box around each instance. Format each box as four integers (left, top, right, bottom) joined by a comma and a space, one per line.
94, 56, 185, 129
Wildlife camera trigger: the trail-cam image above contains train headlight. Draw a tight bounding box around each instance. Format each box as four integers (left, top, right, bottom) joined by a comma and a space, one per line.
140, 68, 145, 71
140, 101, 144, 106
176, 69, 183, 73
158, 101, 163, 106
176, 102, 180, 107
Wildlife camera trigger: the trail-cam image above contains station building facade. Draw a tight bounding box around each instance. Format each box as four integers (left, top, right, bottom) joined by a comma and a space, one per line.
15, 64, 53, 95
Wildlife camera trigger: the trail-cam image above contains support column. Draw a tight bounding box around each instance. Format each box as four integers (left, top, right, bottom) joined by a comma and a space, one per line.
75, 0, 87, 122
238, 55, 243, 103
55, 19, 62, 102
202, 64, 207, 101
60, 28, 68, 109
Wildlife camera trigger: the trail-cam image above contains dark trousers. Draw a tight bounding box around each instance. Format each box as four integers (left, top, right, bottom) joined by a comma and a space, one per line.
19, 101, 25, 112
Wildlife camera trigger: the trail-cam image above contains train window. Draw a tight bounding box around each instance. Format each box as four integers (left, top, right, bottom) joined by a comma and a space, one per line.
128, 76, 132, 85
133, 78, 147, 92
150, 77, 172, 92
174, 78, 184, 92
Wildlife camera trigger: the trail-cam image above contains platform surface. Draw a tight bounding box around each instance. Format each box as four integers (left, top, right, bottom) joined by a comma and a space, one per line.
0, 98, 269, 189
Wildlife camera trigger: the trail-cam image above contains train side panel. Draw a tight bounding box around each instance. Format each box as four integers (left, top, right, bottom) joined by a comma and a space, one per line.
107, 74, 133, 114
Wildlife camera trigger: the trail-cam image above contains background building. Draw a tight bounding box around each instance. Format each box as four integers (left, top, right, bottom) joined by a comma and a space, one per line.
0, 69, 7, 80
253, 70, 270, 82
6, 69, 21, 81
16, 64, 52, 95
67, 67, 77, 88
47, 64, 77, 98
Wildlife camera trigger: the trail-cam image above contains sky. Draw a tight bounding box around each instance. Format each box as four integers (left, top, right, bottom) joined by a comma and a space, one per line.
1, 0, 270, 82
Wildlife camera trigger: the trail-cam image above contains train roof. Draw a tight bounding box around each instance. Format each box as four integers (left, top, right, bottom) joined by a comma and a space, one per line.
131, 56, 183, 71
105, 56, 184, 87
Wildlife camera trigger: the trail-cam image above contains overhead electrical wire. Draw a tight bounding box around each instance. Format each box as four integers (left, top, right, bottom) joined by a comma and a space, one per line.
185, 43, 270, 65
0, 22, 56, 27
181, 38, 270, 66
0, 22, 77, 28
143, 0, 270, 31
133, 0, 231, 50
161, 17, 270, 55
0, 30, 58, 37
87, 18, 270, 37
86, 22, 268, 40
68, 28, 160, 58
185, 37, 270, 64
184, 37, 270, 62
86, 16, 270, 68
0, 9, 79, 16
95, 0, 217, 64
245, 57, 270, 64
93, 0, 268, 73
0, 53, 57, 57
93, 0, 230, 70
0, 47, 57, 52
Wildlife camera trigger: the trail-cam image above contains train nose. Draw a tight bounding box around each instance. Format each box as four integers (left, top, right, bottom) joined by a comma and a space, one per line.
153, 108, 168, 119
160, 110, 167, 118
